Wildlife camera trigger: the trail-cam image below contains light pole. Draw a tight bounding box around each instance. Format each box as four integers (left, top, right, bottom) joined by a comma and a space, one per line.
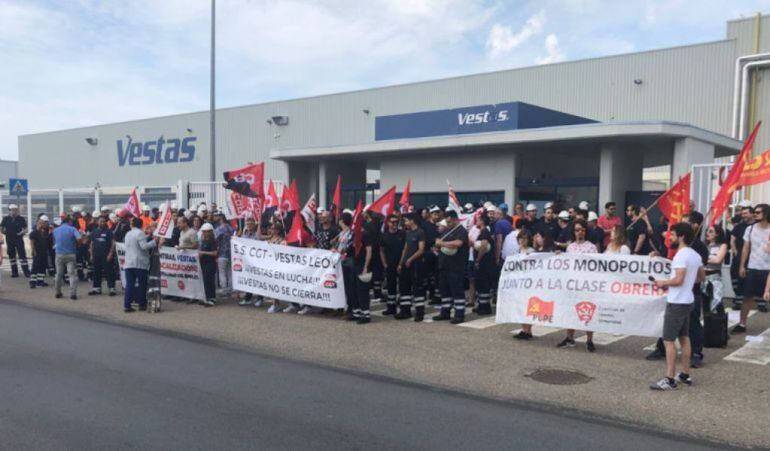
209, 0, 216, 182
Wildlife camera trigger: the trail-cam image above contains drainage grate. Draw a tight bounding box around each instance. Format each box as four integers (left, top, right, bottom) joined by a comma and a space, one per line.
525, 368, 592, 385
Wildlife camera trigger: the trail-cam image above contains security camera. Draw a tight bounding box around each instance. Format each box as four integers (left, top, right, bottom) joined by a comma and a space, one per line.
85, 137, 98, 145
271, 116, 289, 126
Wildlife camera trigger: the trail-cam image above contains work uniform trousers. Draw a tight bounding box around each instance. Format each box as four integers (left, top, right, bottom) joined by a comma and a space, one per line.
384, 265, 399, 310
439, 269, 465, 319
31, 252, 48, 287
352, 265, 372, 319
475, 262, 494, 312
422, 251, 439, 303
398, 261, 424, 310
201, 261, 217, 302
7, 237, 29, 277
92, 254, 116, 291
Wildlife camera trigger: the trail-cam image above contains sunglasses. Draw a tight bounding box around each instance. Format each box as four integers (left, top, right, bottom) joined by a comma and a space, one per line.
754, 211, 763, 214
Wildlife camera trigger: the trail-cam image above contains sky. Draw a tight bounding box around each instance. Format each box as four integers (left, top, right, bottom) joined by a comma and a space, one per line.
1, 0, 769, 160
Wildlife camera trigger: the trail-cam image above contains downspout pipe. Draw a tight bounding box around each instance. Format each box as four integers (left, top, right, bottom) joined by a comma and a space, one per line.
731, 52, 770, 138
739, 59, 770, 139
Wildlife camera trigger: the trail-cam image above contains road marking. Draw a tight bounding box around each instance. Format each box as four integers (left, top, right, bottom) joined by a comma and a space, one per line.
725, 327, 770, 365
575, 333, 627, 346
510, 326, 560, 337
457, 316, 498, 329
642, 308, 756, 351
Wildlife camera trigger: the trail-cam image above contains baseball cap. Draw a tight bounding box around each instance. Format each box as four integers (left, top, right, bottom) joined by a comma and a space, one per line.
498, 203, 509, 210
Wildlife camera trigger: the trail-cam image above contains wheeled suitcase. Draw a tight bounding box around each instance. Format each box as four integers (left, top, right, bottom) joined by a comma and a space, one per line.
703, 311, 728, 348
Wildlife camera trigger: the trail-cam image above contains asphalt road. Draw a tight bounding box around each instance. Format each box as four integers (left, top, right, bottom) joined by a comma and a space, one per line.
0, 302, 729, 451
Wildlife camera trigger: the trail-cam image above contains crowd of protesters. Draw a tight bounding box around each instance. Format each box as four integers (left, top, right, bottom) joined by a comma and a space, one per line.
2, 194, 769, 389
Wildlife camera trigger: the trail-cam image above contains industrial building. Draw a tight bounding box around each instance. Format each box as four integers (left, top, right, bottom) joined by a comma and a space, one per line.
16, 14, 770, 219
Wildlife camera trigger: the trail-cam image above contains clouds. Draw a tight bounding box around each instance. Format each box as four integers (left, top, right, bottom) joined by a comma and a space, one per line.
3, 0, 770, 161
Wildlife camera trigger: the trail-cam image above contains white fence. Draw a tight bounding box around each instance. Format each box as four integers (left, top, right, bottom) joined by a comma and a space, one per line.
691, 163, 746, 225
187, 181, 285, 212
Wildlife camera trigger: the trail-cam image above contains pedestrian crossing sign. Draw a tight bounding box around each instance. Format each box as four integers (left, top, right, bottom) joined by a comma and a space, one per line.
9, 178, 28, 196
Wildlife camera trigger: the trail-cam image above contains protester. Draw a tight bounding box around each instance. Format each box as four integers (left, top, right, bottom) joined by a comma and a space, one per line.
604, 225, 630, 255
586, 211, 605, 252
703, 224, 728, 312
555, 210, 572, 251
176, 216, 199, 250
214, 211, 234, 298
198, 223, 218, 307
597, 202, 622, 248
28, 216, 52, 288
88, 216, 117, 296
533, 230, 556, 253
734, 203, 770, 333
559, 219, 598, 352
422, 206, 440, 305
1, 204, 30, 278
501, 218, 522, 261
650, 222, 704, 390
472, 214, 495, 315
730, 202, 753, 310
122, 217, 158, 312
521, 204, 538, 234
266, 222, 286, 313
53, 215, 82, 300
512, 230, 536, 340
238, 216, 263, 307
626, 205, 649, 255
351, 217, 374, 324
380, 214, 405, 316
398, 212, 426, 321
433, 210, 469, 324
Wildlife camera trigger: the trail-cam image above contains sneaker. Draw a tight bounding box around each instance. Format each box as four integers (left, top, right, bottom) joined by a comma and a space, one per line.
356, 317, 371, 324
731, 324, 747, 334
382, 306, 396, 316
282, 305, 297, 313
238, 299, 250, 306
691, 353, 703, 369
253, 299, 263, 308
650, 377, 677, 391
556, 338, 576, 348
676, 372, 693, 386
432, 313, 451, 321
394, 309, 412, 320
586, 340, 595, 353
645, 349, 665, 360
267, 304, 279, 313
414, 312, 424, 322
124, 307, 136, 313
70, 295, 77, 301
298, 306, 311, 315
513, 331, 533, 340
55, 293, 63, 299
204, 299, 215, 307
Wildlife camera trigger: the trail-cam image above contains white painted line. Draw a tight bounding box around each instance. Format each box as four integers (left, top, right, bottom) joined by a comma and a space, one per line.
575, 333, 627, 345
725, 327, 770, 365
511, 326, 560, 337
457, 316, 499, 329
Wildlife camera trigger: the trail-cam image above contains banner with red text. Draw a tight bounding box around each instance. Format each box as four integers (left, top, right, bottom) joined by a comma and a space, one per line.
158, 246, 206, 300
495, 253, 671, 337
231, 237, 346, 309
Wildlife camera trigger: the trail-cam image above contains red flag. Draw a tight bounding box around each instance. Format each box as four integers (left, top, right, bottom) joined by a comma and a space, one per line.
331, 175, 342, 217
280, 180, 299, 214
658, 173, 691, 224
399, 179, 411, 213
708, 122, 761, 226
447, 180, 462, 214
223, 162, 265, 198
301, 193, 317, 233
353, 200, 364, 256
740, 148, 770, 186
286, 210, 306, 246
265, 179, 279, 209
121, 187, 141, 218
366, 185, 396, 218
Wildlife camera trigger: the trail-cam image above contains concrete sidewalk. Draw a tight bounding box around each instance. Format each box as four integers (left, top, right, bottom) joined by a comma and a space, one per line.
3, 273, 769, 448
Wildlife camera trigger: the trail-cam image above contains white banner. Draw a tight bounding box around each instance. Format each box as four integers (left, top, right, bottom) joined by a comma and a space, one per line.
158, 246, 206, 300
231, 237, 346, 309
154, 203, 174, 239
116, 242, 127, 287
496, 253, 672, 337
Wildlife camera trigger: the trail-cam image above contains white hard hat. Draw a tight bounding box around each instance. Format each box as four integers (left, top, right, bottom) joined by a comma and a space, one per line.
429, 205, 441, 213
558, 210, 570, 220
109, 213, 117, 221
588, 211, 599, 222
53, 217, 62, 226
738, 200, 752, 208
71, 206, 81, 213
92, 210, 100, 217
544, 202, 554, 209
357, 272, 372, 283
8, 204, 18, 210
485, 205, 496, 212
464, 203, 473, 211
39, 215, 49, 222
200, 223, 214, 231
317, 206, 327, 213
526, 203, 537, 212
183, 210, 193, 220
342, 208, 353, 216
483, 201, 493, 209
438, 219, 447, 228
578, 201, 590, 211
101, 206, 110, 212
197, 206, 207, 214
170, 202, 178, 209
142, 204, 150, 212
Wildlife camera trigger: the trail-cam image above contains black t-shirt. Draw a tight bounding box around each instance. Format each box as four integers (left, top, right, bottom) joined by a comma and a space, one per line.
732, 221, 751, 257
90, 227, 114, 257
402, 227, 426, 264
537, 219, 560, 243
422, 221, 438, 246
557, 226, 574, 245
380, 229, 405, 266
199, 237, 217, 267
314, 224, 339, 250
476, 227, 495, 268
29, 229, 52, 255
587, 227, 605, 252
1, 215, 27, 238
354, 230, 373, 270
628, 220, 650, 255
113, 221, 131, 243
521, 218, 539, 235
166, 226, 181, 247
438, 226, 468, 272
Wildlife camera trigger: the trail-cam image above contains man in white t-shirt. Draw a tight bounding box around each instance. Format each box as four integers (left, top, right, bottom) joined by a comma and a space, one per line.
650, 222, 704, 390
735, 203, 770, 333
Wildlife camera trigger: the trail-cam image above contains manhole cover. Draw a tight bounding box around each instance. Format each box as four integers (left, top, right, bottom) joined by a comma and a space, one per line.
525, 368, 592, 385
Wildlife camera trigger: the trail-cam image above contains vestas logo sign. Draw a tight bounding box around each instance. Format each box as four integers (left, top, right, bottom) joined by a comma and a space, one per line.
117, 136, 196, 166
